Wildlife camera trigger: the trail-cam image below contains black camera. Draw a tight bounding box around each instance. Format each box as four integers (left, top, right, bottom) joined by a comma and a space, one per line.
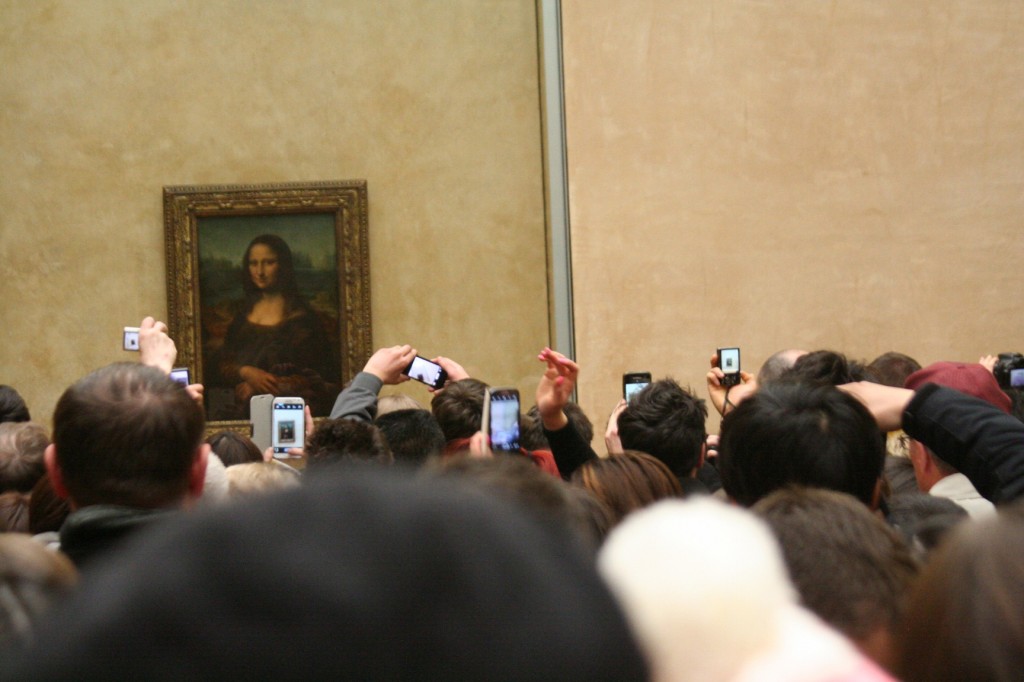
993, 353, 1024, 390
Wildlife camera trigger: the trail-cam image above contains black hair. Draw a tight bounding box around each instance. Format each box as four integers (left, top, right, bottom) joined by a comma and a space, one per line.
615, 379, 707, 479
375, 409, 446, 467
305, 418, 393, 470
718, 383, 885, 507
779, 350, 876, 387
0, 386, 30, 424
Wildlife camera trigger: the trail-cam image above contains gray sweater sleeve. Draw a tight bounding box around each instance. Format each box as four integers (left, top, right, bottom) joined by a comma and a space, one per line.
328, 372, 384, 423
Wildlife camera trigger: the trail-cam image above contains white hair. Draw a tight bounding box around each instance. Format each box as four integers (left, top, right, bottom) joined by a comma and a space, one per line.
598, 499, 883, 682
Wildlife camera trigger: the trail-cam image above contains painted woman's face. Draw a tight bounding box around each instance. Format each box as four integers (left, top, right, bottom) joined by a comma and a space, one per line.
247, 243, 280, 291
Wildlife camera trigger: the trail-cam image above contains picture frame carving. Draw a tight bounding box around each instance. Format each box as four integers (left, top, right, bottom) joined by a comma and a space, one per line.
163, 181, 371, 432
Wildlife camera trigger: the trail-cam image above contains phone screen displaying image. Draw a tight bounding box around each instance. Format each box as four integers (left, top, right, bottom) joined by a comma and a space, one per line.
719, 348, 740, 373
405, 356, 447, 390
623, 373, 652, 401
1011, 368, 1024, 388
123, 327, 140, 351
488, 390, 521, 452
170, 367, 190, 386
272, 399, 305, 457
624, 381, 647, 401
717, 347, 741, 387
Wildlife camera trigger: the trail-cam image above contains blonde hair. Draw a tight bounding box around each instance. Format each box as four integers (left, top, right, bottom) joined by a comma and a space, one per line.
376, 394, 425, 417
225, 462, 300, 500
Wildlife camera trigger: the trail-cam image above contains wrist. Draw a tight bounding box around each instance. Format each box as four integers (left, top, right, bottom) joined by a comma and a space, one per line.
541, 411, 568, 431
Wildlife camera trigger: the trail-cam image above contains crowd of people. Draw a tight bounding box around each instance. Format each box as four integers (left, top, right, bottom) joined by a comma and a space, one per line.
1, 318, 1022, 680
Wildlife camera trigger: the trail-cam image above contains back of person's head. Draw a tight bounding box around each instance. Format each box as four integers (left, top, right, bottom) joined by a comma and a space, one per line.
757, 349, 808, 386
2, 469, 647, 680
375, 393, 425, 417
868, 352, 922, 388
565, 485, 615, 550
225, 462, 301, 499
429, 379, 488, 443
895, 507, 1024, 682
304, 418, 393, 470
718, 383, 886, 507
753, 487, 919, 669
427, 454, 600, 551
0, 533, 77, 649
600, 498, 887, 682
0, 491, 30, 533
779, 350, 875, 386
0, 422, 49, 493
374, 409, 445, 467
571, 450, 683, 527
885, 490, 968, 559
521, 403, 594, 451
0, 386, 31, 424
27, 475, 70, 535
205, 430, 263, 467
616, 379, 707, 479
50, 363, 205, 509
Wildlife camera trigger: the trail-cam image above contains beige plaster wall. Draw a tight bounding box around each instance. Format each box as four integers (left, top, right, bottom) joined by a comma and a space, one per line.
563, 1, 1024, 437
1, 0, 550, 425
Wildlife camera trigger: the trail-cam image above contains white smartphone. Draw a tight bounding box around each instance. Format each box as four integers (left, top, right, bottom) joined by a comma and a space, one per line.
483, 387, 521, 453
271, 397, 305, 458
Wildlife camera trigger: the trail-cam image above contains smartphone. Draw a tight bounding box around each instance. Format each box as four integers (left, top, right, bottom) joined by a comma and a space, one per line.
271, 397, 305, 458
250, 394, 274, 453
717, 347, 741, 387
123, 327, 140, 351
483, 388, 521, 453
170, 367, 191, 386
622, 372, 652, 401
403, 356, 448, 390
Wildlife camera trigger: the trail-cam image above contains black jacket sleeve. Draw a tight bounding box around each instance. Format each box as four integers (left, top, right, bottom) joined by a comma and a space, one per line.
542, 419, 599, 481
903, 383, 1024, 504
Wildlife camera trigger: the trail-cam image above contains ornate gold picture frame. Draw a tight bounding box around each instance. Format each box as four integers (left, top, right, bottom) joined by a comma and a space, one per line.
163, 181, 370, 431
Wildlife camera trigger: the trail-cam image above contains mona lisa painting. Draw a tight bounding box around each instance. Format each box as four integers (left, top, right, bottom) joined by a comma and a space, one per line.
163, 181, 371, 428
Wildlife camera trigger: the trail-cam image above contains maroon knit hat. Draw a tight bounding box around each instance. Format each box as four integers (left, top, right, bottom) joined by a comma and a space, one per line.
904, 362, 1012, 413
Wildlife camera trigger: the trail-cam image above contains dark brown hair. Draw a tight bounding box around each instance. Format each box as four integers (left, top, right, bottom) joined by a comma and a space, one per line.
52, 363, 205, 508
430, 379, 489, 443
0, 422, 49, 493
206, 430, 263, 467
